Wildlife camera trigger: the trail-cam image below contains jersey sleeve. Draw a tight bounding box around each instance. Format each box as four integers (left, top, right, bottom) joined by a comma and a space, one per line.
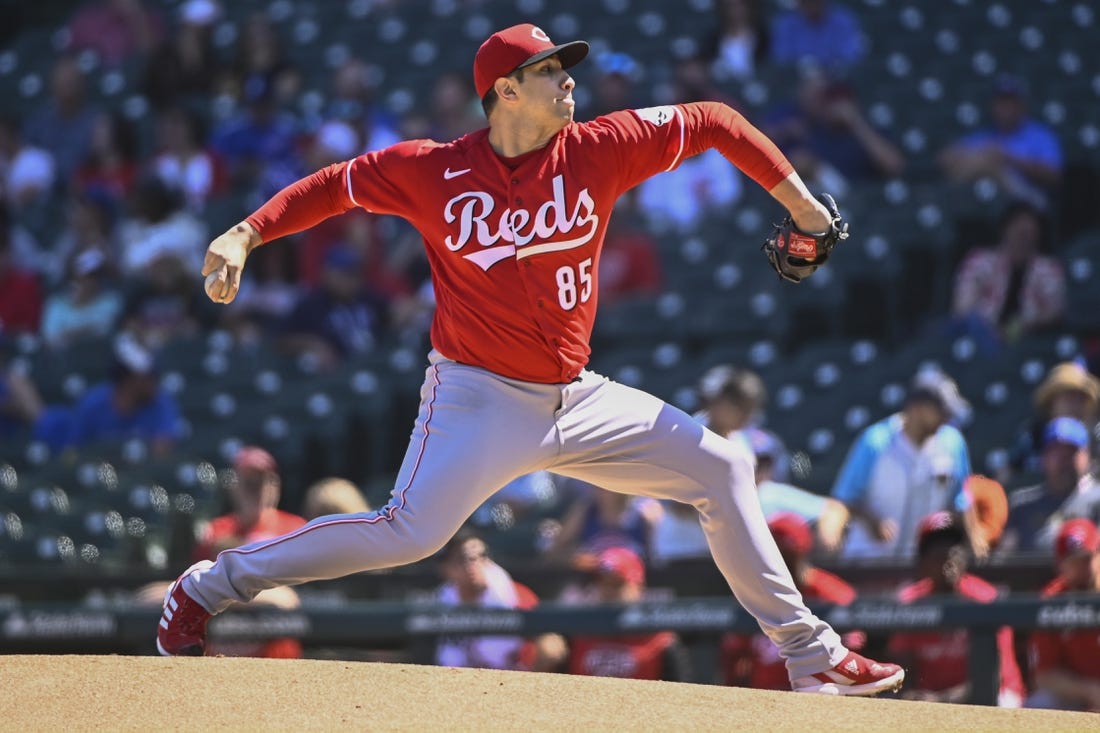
245, 140, 429, 243
343, 139, 435, 217
586, 102, 792, 195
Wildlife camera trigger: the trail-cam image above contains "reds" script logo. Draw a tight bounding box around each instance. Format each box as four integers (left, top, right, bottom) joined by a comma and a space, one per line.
443, 175, 600, 271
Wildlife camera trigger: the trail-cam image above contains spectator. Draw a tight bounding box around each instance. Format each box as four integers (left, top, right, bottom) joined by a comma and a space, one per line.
1007, 360, 1100, 480
210, 72, 303, 198
49, 188, 119, 287
722, 513, 861, 691
40, 248, 123, 349
665, 55, 741, 109
748, 429, 849, 554
703, 0, 770, 82
22, 55, 101, 181
1000, 417, 1096, 556
1027, 519, 1100, 711
949, 201, 1066, 353
564, 547, 690, 681
832, 367, 972, 560
888, 512, 1025, 706
636, 132, 743, 234
426, 72, 485, 142
0, 207, 43, 334
938, 74, 1063, 209
117, 175, 207, 278
120, 247, 219, 350
1059, 470, 1100, 531
694, 364, 790, 480
597, 193, 663, 303
65, 0, 163, 68
0, 115, 56, 209
0, 343, 47, 442
221, 12, 301, 108
541, 482, 661, 563
958, 474, 1009, 561
220, 238, 301, 343
73, 112, 141, 208
277, 245, 390, 370
193, 446, 307, 561
768, 0, 866, 71
150, 106, 223, 212
434, 528, 554, 672
142, 0, 223, 110
64, 333, 183, 455
762, 67, 904, 197
323, 57, 401, 152
649, 499, 711, 567
302, 477, 371, 520
586, 52, 646, 119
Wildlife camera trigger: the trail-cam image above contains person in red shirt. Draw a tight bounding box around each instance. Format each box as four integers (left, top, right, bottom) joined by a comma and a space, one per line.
888, 511, 1026, 706
1027, 518, 1100, 711
158, 22, 904, 696
722, 512, 862, 690
597, 191, 663, 304
565, 546, 689, 681
0, 205, 43, 333
192, 446, 307, 561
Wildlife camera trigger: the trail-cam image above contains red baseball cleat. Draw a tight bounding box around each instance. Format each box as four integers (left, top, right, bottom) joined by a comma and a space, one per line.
156, 561, 213, 657
792, 651, 906, 696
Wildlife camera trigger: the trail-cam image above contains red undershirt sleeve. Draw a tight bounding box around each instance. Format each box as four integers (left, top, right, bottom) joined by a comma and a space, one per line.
678, 101, 794, 191
244, 161, 356, 244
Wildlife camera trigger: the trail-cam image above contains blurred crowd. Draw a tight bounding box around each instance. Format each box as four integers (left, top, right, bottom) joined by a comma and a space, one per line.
1, 0, 1099, 712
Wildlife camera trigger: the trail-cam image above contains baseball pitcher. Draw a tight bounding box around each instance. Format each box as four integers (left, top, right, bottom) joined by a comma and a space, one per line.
158, 23, 899, 696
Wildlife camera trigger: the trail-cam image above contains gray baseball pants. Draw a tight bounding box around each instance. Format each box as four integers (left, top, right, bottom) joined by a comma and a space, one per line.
183, 350, 845, 679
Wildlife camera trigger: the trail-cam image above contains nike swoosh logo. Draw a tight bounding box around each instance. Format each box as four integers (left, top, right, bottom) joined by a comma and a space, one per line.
443, 167, 471, 180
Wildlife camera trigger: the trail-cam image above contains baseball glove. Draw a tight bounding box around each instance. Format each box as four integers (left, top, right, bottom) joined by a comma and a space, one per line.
762, 193, 849, 283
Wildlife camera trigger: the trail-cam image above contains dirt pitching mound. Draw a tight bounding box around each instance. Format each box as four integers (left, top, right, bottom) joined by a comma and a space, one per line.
2, 655, 1094, 732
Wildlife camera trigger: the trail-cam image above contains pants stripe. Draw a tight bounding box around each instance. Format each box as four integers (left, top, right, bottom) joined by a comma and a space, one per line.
215, 363, 442, 559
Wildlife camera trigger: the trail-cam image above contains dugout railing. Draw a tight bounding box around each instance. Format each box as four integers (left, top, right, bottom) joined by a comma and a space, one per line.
3, 595, 1099, 706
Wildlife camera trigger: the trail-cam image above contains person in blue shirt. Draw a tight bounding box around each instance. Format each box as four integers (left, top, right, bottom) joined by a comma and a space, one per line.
999, 417, 1096, 556
769, 0, 866, 71
938, 74, 1063, 208
64, 334, 183, 456
831, 368, 972, 560
748, 428, 850, 555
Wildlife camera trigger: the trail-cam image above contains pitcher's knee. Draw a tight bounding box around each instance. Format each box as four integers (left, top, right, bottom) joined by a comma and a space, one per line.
377, 514, 458, 565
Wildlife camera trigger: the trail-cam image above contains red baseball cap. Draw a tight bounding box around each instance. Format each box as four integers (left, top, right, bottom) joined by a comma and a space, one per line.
234, 446, 278, 475
473, 23, 589, 99
1056, 518, 1100, 561
768, 512, 813, 556
597, 547, 645, 586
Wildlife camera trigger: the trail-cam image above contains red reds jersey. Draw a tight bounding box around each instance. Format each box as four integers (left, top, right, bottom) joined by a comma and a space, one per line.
888, 575, 1025, 702
722, 567, 856, 690
568, 631, 677, 680
246, 102, 792, 383
1028, 579, 1100, 682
